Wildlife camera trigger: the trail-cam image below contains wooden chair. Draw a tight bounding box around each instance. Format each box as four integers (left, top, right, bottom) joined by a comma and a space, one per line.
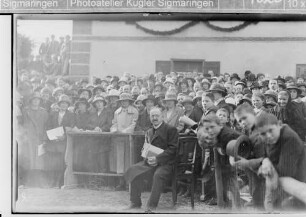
171, 134, 198, 209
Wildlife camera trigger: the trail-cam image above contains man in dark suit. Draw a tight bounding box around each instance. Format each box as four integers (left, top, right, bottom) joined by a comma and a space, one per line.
124, 107, 179, 212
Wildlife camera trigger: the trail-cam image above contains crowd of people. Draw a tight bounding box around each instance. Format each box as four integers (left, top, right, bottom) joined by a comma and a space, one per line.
19, 34, 71, 76
15, 68, 306, 211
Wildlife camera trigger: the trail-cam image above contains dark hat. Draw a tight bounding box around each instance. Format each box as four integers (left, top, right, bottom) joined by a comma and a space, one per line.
209, 83, 227, 97
111, 76, 119, 83
182, 96, 194, 105
264, 90, 278, 102
230, 73, 240, 80
243, 88, 252, 95
142, 95, 157, 106
257, 73, 265, 79
78, 88, 92, 99
287, 84, 302, 95
297, 82, 306, 88
154, 82, 164, 89
265, 101, 277, 107
284, 76, 294, 82
93, 85, 105, 95
244, 70, 252, 77
235, 81, 246, 87
247, 73, 256, 82
240, 94, 252, 105
277, 81, 286, 89
250, 81, 260, 90
57, 94, 71, 106
162, 92, 178, 103
179, 79, 188, 87
275, 76, 286, 84
260, 80, 269, 88
75, 97, 90, 108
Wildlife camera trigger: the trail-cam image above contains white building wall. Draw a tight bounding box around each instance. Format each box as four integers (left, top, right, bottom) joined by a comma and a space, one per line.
87, 21, 306, 78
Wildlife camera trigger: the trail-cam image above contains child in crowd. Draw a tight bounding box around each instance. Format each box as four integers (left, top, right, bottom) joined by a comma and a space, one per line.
216, 107, 231, 128
252, 92, 268, 116
255, 113, 306, 211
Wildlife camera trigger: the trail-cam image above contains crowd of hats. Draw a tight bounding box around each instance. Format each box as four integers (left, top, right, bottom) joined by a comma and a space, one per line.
18, 69, 306, 115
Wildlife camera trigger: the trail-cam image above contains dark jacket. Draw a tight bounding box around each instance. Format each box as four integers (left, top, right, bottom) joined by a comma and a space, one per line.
75, 111, 94, 130
135, 109, 152, 132
124, 122, 179, 183
216, 126, 241, 172
189, 105, 203, 123
264, 124, 306, 182
46, 111, 75, 153
90, 108, 113, 132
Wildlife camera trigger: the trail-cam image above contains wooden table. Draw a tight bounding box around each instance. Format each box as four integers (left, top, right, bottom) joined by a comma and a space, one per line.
63, 131, 145, 188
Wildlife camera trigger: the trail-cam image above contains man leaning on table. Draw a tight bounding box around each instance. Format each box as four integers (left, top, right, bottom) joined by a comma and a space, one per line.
124, 107, 179, 213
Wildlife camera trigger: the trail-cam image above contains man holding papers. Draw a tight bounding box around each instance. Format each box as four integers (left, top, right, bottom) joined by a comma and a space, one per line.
124, 107, 179, 212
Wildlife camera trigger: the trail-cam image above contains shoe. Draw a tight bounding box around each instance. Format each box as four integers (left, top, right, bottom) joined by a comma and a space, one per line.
125, 203, 141, 209
206, 197, 217, 206
115, 184, 126, 191
144, 208, 155, 213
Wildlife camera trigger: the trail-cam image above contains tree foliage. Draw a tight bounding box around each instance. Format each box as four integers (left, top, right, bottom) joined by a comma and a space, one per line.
17, 33, 34, 58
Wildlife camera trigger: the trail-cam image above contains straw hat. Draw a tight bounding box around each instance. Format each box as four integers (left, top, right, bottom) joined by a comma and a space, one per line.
52, 87, 64, 97
142, 95, 157, 106
163, 78, 174, 85
209, 83, 227, 97
93, 85, 104, 95
287, 84, 302, 95
193, 90, 204, 104
134, 94, 147, 105
78, 88, 92, 99
57, 94, 71, 106
264, 90, 278, 102
117, 93, 134, 103
182, 96, 194, 105
162, 92, 178, 103
92, 96, 107, 106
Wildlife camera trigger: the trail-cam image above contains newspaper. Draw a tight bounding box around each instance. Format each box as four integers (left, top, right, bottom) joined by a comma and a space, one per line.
46, 126, 64, 140
141, 143, 164, 158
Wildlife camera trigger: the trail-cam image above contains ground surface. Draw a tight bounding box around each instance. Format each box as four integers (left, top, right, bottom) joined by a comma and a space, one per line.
15, 186, 267, 214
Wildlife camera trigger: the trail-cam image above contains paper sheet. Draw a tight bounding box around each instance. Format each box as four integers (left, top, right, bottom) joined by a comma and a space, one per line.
141, 143, 164, 158
47, 126, 64, 140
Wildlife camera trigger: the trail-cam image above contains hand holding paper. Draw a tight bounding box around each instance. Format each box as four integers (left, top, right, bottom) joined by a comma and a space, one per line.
47, 126, 64, 140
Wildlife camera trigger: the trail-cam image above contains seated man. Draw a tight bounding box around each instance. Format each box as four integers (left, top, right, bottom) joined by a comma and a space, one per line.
124, 107, 179, 212
197, 114, 241, 208
254, 113, 306, 211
